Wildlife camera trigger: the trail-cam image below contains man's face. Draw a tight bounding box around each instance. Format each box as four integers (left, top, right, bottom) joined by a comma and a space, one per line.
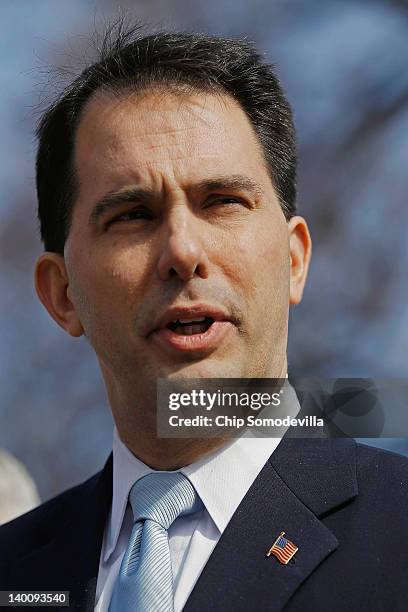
62, 88, 302, 392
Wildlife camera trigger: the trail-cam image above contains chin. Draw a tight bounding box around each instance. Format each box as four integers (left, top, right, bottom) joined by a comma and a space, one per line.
161, 358, 239, 380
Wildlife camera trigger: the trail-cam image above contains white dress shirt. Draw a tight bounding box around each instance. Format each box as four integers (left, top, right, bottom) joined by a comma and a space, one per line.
95, 382, 300, 612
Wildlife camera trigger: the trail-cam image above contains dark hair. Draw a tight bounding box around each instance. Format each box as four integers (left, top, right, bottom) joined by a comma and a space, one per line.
36, 21, 297, 254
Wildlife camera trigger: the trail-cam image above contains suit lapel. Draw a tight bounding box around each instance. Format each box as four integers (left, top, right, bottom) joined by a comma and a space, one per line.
184, 404, 358, 611
7, 454, 113, 611
7, 387, 357, 612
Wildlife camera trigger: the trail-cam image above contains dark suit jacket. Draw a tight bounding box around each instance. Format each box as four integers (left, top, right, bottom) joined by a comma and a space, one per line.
1, 420, 408, 610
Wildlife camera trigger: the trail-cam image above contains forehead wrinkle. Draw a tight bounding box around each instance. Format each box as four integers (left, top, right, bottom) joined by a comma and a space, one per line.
76, 88, 256, 162
79, 89, 238, 158
74, 88, 275, 215
91, 120, 222, 167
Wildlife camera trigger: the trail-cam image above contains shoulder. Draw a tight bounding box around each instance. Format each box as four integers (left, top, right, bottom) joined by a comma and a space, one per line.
355, 441, 408, 477
0, 468, 102, 566
355, 441, 408, 500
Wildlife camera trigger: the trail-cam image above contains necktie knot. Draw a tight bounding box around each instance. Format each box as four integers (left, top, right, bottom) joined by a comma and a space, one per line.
129, 471, 203, 530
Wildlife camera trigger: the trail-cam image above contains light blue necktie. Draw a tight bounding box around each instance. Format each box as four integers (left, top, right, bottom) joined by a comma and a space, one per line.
109, 472, 203, 612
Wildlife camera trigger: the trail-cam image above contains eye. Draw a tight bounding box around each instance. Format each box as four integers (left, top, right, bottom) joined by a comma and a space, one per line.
108, 207, 153, 225
204, 196, 247, 208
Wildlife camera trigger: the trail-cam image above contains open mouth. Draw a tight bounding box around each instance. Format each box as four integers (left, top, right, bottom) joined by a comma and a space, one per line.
151, 309, 233, 353
166, 316, 215, 335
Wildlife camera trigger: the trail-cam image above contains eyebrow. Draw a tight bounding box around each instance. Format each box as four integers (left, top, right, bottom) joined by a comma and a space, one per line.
88, 175, 265, 225
89, 187, 155, 225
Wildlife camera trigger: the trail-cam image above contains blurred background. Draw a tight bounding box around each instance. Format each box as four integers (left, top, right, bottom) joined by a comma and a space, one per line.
1, 0, 407, 508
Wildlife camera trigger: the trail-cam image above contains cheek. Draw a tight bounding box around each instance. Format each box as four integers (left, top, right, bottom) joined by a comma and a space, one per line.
229, 220, 290, 299
85, 245, 150, 293
69, 246, 148, 335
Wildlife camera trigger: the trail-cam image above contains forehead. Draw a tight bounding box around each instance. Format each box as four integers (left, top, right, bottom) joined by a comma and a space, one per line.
73, 87, 271, 204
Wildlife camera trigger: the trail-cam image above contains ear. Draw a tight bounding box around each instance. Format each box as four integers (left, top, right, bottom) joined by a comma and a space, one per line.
34, 252, 84, 337
288, 216, 312, 305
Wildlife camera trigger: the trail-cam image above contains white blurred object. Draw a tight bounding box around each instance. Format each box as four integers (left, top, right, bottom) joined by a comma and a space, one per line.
0, 450, 40, 525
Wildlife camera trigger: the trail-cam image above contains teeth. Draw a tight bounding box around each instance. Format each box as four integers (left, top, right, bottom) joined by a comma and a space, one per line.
175, 322, 209, 335
178, 317, 206, 323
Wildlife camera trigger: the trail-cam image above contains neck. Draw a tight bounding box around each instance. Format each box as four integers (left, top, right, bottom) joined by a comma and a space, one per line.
104, 359, 288, 470
118, 433, 232, 470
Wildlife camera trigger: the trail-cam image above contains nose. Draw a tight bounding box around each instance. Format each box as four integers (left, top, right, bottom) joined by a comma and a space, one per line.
157, 204, 210, 281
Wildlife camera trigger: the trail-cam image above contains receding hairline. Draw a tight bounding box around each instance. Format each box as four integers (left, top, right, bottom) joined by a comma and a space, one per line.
35, 27, 297, 252
72, 81, 274, 197
77, 78, 240, 125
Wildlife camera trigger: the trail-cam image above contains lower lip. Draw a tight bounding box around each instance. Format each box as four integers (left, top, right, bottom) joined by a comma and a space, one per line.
150, 320, 233, 354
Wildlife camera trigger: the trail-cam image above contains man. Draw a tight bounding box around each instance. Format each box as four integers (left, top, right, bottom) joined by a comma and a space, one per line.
0, 450, 40, 526
1, 23, 407, 611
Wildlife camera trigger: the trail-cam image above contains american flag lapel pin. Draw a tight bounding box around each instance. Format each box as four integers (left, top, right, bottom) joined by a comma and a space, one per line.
267, 531, 298, 564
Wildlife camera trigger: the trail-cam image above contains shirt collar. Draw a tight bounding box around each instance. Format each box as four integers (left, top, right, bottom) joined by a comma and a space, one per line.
103, 380, 299, 563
